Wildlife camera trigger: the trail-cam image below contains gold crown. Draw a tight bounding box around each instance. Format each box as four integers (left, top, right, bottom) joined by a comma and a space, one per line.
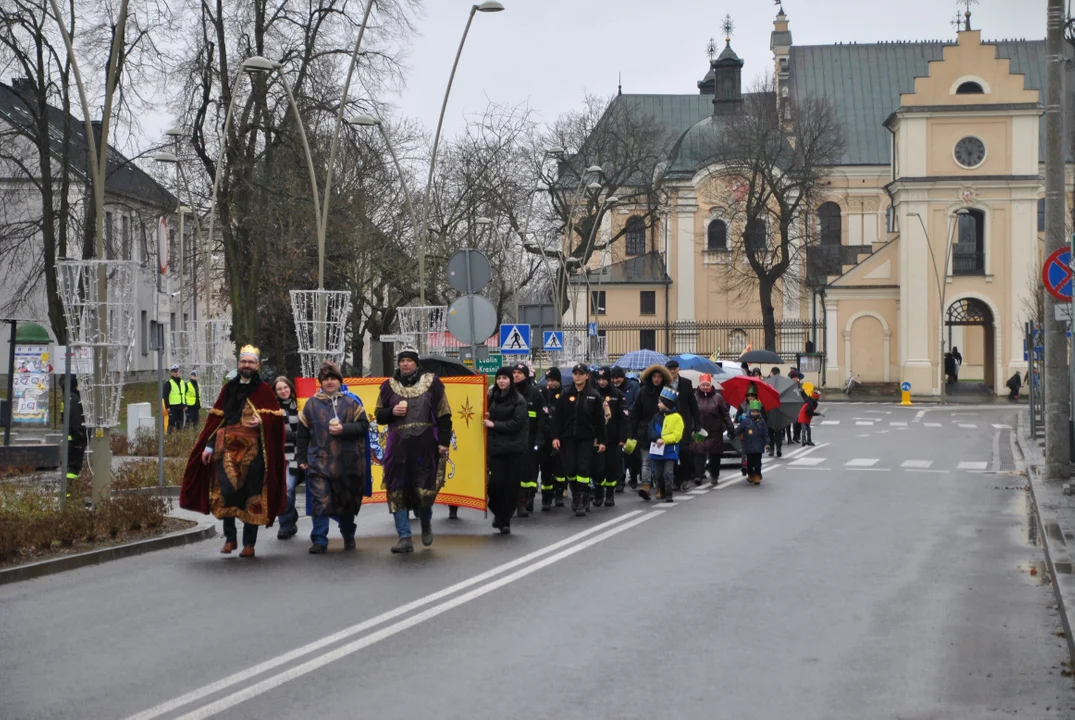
238, 344, 261, 362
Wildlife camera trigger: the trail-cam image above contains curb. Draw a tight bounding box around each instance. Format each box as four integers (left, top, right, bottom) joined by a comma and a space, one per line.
1014, 411, 1075, 665
0, 518, 216, 586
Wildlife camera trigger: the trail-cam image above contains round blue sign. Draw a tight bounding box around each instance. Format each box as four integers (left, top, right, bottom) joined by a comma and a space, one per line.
901, 381, 911, 392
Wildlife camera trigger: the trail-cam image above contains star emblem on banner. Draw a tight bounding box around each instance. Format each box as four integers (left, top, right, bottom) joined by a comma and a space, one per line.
457, 396, 476, 428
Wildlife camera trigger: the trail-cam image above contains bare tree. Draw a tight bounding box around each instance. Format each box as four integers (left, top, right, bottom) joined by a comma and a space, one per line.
704, 75, 845, 350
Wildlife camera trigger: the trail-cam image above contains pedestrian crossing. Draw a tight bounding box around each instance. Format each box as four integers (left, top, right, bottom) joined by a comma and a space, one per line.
813, 419, 1004, 429
779, 456, 991, 473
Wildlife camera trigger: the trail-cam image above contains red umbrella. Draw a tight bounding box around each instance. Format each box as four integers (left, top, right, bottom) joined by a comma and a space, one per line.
720, 375, 782, 410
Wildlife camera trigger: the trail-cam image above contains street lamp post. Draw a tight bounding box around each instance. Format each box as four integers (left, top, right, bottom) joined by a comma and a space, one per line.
417, 1, 505, 304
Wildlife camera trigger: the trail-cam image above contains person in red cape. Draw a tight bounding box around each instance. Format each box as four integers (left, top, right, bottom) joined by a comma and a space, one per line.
180, 345, 286, 558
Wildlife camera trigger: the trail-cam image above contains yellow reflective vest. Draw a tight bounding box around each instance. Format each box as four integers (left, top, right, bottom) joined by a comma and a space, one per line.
167, 378, 186, 406
185, 380, 199, 406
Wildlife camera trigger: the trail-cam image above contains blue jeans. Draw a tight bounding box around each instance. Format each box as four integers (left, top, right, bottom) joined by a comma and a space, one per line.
278, 468, 301, 534
393, 507, 431, 539
311, 513, 357, 548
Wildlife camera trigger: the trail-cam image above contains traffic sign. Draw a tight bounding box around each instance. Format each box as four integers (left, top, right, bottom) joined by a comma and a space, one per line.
900, 381, 911, 392
543, 331, 564, 351
476, 354, 501, 375
1056, 304, 1073, 323
1042, 247, 1073, 302
588, 322, 598, 337
447, 249, 491, 293
447, 295, 497, 346
500, 324, 531, 355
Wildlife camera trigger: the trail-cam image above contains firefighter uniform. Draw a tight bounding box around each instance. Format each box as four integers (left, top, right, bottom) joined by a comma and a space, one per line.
592, 367, 628, 507
512, 364, 547, 517
550, 364, 606, 516
539, 369, 566, 510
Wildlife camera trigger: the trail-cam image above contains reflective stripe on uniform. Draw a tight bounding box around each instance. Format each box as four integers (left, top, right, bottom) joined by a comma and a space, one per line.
540, 483, 553, 491
528, 411, 537, 418
65, 472, 78, 479
520, 481, 538, 488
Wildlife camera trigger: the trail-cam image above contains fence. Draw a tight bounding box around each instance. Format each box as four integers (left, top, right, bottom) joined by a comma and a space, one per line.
561, 319, 821, 362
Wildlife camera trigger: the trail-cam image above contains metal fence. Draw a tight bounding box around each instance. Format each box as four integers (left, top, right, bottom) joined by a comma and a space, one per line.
561, 319, 821, 362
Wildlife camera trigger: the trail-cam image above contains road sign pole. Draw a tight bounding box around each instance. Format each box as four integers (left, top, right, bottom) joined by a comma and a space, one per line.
463, 248, 479, 373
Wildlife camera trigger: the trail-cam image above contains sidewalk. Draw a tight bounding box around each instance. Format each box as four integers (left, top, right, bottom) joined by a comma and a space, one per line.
1015, 410, 1075, 665
823, 392, 1025, 405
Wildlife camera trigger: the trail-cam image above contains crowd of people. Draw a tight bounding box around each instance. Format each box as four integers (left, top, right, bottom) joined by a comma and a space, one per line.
179, 347, 821, 556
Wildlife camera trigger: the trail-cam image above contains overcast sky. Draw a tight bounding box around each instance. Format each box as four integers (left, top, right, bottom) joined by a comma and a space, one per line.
389, 0, 1047, 138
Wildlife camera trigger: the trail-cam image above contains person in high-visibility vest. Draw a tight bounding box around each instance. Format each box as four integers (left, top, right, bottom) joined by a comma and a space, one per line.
164, 364, 187, 433
185, 370, 201, 427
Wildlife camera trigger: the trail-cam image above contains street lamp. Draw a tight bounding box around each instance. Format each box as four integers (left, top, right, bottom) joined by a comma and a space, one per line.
909, 208, 969, 396
579, 195, 618, 335
417, 1, 505, 303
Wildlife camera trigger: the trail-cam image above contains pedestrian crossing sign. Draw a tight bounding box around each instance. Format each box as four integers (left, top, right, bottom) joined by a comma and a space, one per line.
543, 331, 564, 351
500, 324, 531, 355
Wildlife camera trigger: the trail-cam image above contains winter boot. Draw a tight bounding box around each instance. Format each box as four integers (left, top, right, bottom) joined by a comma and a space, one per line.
616, 480, 625, 493
605, 486, 616, 507
391, 536, 414, 553
555, 486, 566, 508
573, 488, 586, 517
525, 492, 535, 513
516, 498, 530, 518
541, 494, 553, 511
421, 519, 434, 547
664, 484, 674, 503
638, 483, 651, 501
592, 486, 605, 507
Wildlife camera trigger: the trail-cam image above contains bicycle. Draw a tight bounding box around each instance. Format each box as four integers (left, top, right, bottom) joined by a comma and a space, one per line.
842, 372, 859, 395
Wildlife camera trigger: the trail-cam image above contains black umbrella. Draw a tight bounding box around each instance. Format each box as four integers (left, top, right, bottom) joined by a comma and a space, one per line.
419, 355, 475, 377
739, 349, 783, 364
764, 374, 804, 430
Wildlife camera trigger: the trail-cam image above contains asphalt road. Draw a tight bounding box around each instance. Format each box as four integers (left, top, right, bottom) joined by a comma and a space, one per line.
2, 403, 1074, 719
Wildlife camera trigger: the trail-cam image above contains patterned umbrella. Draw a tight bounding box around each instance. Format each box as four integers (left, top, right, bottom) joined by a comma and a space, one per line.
671, 353, 721, 374
616, 349, 670, 371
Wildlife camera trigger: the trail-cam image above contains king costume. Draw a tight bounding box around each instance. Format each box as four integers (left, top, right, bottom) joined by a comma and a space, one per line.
180, 346, 287, 557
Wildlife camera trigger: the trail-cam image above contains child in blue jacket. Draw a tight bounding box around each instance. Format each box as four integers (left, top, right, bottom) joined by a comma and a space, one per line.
736, 400, 770, 485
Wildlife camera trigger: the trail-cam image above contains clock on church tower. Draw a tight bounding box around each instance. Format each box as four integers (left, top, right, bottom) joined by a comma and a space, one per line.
953, 136, 987, 168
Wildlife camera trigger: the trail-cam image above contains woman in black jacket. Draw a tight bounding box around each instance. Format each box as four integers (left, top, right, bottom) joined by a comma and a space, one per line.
484, 367, 529, 534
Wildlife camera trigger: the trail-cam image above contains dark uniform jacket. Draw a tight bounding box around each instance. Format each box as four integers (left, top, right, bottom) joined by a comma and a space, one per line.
551, 383, 606, 444
486, 387, 529, 456
599, 383, 629, 446
515, 378, 547, 451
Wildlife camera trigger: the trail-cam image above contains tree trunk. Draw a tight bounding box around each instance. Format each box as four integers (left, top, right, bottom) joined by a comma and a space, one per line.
758, 277, 777, 351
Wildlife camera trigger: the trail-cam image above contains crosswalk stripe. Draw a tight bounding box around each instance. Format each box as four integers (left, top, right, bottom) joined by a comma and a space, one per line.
958, 424, 978, 429
845, 458, 879, 467
890, 421, 908, 427
790, 457, 825, 466
992, 424, 1012, 429
821, 420, 840, 425
856, 421, 874, 426
924, 422, 942, 427
957, 461, 988, 470
901, 460, 933, 469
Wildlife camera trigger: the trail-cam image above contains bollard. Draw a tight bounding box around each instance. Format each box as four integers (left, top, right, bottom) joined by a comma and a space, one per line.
899, 381, 913, 407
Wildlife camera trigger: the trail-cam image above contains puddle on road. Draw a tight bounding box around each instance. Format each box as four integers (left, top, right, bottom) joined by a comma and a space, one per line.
1018, 559, 1052, 586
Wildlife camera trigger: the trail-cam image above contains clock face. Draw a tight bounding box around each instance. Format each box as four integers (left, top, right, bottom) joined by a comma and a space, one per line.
954, 136, 986, 168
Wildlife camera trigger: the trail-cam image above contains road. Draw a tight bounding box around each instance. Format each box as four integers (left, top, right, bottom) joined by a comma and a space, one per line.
2, 403, 1074, 719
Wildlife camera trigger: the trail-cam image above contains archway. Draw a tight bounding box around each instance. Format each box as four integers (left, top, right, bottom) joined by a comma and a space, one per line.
945, 297, 995, 394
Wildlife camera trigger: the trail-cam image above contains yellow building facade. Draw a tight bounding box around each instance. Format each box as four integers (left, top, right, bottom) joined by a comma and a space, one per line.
573, 10, 1059, 395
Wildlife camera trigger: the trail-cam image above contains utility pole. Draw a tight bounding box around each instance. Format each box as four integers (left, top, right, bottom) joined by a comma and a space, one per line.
1045, 0, 1071, 478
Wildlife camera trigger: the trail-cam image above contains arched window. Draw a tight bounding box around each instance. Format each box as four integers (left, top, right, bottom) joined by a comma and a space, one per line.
818, 202, 842, 245
625, 216, 646, 255
956, 81, 984, 95
953, 209, 985, 275
707, 219, 727, 251
744, 218, 767, 252
727, 329, 748, 356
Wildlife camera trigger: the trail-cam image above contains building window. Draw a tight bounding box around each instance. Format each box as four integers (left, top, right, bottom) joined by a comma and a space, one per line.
625, 216, 646, 255
590, 290, 606, 315
818, 202, 841, 245
1038, 198, 1046, 232
122, 215, 131, 260
141, 310, 148, 355
105, 211, 114, 259
956, 81, 984, 95
707, 219, 727, 251
640, 291, 656, 315
744, 218, 767, 252
639, 328, 656, 351
953, 209, 985, 275
728, 328, 748, 356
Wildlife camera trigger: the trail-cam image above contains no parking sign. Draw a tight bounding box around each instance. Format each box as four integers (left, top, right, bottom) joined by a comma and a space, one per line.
1042, 247, 1073, 302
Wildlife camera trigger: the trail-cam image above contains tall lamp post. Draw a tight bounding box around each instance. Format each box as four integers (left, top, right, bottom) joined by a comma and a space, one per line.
909, 208, 967, 396
417, 1, 505, 303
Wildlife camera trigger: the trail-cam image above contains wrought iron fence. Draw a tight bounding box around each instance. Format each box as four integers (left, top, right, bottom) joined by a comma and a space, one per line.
561, 319, 821, 362
951, 248, 986, 275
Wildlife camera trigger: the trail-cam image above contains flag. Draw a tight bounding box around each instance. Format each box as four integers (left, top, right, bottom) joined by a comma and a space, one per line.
740, 342, 753, 357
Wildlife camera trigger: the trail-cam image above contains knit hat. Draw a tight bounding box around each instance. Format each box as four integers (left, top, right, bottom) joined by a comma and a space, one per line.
512, 362, 530, 379
495, 366, 514, 380
595, 366, 612, 381
610, 366, 626, 379
397, 346, 420, 364
749, 399, 763, 411
318, 360, 343, 382
659, 387, 678, 407
545, 367, 562, 382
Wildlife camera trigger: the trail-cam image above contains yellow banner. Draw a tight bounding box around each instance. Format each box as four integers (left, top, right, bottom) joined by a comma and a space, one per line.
296, 376, 488, 512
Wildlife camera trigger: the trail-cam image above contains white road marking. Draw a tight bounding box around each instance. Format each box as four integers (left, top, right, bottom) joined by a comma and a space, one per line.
856, 421, 874, 426
790, 457, 826, 466
126, 511, 648, 720
901, 460, 934, 469
785, 466, 829, 471
906, 469, 951, 474
958, 424, 978, 429
913, 409, 928, 422
854, 468, 892, 472
890, 421, 908, 427
856, 433, 871, 438
845, 458, 879, 467
821, 420, 840, 425
687, 490, 708, 495
958, 461, 988, 470
168, 511, 666, 719
924, 422, 943, 428
992, 424, 1012, 429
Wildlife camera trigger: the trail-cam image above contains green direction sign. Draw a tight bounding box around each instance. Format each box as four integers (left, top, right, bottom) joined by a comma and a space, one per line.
476, 354, 502, 375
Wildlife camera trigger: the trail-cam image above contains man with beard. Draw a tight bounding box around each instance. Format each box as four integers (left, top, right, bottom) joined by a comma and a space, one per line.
512, 363, 547, 518
665, 360, 700, 491
550, 364, 606, 516
180, 346, 287, 558
539, 367, 567, 510
375, 347, 452, 553
610, 367, 640, 489
592, 366, 628, 507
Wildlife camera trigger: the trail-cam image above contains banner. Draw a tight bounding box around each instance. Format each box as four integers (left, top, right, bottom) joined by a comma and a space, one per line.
13, 345, 50, 424
295, 375, 488, 511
